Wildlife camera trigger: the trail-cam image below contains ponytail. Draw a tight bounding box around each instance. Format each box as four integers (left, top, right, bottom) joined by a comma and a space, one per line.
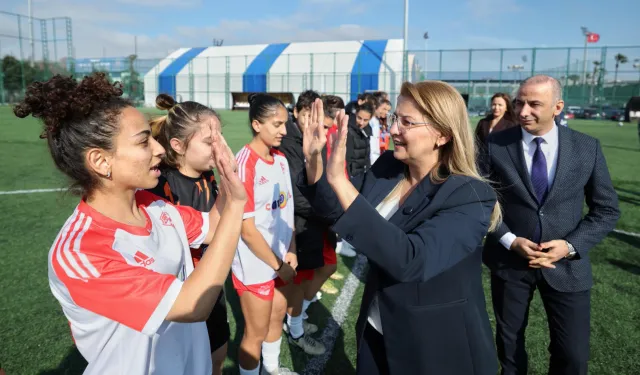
150, 93, 220, 169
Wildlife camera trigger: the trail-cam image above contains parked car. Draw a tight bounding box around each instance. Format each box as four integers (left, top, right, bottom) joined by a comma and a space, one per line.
576, 108, 601, 119
602, 107, 625, 121
565, 106, 581, 120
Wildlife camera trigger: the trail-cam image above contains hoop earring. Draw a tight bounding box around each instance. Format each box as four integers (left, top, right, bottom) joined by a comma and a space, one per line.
106, 170, 111, 179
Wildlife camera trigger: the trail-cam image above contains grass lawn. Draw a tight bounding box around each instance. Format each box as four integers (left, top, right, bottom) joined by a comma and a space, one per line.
0, 105, 638, 374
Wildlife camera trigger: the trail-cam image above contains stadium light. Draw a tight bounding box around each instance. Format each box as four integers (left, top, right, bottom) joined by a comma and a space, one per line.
28, 0, 34, 66
423, 31, 429, 79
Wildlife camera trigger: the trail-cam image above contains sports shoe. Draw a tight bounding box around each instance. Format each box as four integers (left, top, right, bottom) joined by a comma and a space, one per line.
330, 271, 345, 280
336, 242, 356, 257
283, 320, 318, 335
260, 367, 299, 375
288, 334, 326, 355
303, 320, 318, 334
320, 280, 339, 295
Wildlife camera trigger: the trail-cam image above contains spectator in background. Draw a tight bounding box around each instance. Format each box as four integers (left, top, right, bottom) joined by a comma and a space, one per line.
345, 102, 374, 178
369, 98, 391, 165
555, 110, 568, 127
345, 93, 373, 116
475, 93, 517, 151
378, 98, 392, 129
368, 93, 391, 165
379, 123, 391, 153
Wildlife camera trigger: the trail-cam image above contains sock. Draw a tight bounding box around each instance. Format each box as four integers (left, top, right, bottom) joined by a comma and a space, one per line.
239, 362, 260, 375
287, 313, 304, 339
261, 337, 282, 373
302, 299, 313, 314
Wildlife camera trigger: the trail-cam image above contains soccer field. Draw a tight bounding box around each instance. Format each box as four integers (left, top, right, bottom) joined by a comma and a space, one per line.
0, 106, 638, 375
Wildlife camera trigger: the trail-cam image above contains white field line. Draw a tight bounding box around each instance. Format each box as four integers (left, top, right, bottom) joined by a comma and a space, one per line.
613, 229, 640, 238
0, 188, 65, 195
302, 254, 367, 375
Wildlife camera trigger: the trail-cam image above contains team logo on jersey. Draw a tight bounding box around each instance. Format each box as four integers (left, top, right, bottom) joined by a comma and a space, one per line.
134, 251, 155, 267
265, 191, 290, 211
160, 212, 173, 227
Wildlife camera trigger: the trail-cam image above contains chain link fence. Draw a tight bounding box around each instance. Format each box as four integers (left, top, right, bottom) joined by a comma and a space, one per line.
2, 44, 640, 111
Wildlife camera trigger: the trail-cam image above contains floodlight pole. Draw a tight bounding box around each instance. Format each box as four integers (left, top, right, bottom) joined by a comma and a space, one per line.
403, 0, 409, 82
423, 31, 429, 80
28, 0, 35, 66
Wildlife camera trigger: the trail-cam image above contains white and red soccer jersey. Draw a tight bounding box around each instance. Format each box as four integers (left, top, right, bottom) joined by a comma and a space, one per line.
48, 190, 211, 375
233, 145, 295, 285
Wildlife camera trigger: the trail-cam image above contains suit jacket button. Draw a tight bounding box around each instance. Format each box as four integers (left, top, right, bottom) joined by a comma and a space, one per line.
345, 234, 354, 242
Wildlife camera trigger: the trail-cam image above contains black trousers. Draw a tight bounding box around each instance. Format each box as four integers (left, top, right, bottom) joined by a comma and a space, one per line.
491, 270, 590, 375
356, 323, 390, 375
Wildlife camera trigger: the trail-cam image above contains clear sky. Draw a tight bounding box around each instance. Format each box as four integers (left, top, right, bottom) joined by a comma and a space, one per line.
1, 0, 638, 70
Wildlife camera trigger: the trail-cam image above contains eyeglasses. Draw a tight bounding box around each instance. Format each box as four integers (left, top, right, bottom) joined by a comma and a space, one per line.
388, 113, 432, 131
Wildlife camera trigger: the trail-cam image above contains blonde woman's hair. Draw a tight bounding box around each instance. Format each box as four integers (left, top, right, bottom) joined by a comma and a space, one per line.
400, 81, 502, 231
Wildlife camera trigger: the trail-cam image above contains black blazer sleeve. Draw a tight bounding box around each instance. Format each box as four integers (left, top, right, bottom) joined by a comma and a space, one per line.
564, 139, 620, 256
332, 179, 496, 283
481, 135, 512, 240
279, 136, 316, 219
296, 167, 368, 224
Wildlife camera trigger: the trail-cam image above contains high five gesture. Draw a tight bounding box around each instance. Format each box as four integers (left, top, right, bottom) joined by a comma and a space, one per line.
326, 109, 349, 185
302, 98, 328, 159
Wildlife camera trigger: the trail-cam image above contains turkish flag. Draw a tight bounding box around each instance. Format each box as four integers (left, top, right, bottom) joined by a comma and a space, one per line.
587, 33, 600, 43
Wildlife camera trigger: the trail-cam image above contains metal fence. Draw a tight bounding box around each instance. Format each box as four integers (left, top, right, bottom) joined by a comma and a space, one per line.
2, 45, 640, 111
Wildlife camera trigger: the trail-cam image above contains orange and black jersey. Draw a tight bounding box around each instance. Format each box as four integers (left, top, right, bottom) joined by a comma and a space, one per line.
148, 168, 217, 265
149, 169, 218, 212
147, 168, 231, 352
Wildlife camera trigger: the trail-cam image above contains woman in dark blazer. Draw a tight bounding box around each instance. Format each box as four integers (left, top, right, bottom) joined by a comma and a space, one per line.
475, 92, 517, 153
298, 81, 501, 375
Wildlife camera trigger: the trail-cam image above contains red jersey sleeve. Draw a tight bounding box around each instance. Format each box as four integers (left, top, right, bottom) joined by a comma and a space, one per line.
236, 148, 256, 219
49, 220, 182, 337
173, 205, 209, 248
136, 190, 208, 248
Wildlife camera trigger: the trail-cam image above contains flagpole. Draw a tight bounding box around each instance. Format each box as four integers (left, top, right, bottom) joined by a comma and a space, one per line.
581, 26, 589, 85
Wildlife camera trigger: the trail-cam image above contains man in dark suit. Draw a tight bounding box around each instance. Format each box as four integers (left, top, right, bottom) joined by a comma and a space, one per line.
482, 75, 620, 375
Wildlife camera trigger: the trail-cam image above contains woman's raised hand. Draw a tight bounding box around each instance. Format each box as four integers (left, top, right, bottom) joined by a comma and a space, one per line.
302, 98, 327, 161
326, 109, 349, 184
212, 130, 246, 204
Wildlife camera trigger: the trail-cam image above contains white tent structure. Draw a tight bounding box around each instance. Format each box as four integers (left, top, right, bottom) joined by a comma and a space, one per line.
144, 39, 416, 109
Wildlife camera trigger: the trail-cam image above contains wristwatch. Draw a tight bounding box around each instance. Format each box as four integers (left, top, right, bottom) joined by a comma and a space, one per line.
565, 241, 577, 259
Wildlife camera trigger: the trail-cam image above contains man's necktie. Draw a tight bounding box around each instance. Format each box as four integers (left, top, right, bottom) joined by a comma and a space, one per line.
531, 137, 548, 243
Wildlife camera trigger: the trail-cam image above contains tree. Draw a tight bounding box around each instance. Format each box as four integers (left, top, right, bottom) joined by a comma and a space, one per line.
2, 56, 39, 101
613, 53, 628, 99
119, 54, 144, 102
568, 74, 581, 86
